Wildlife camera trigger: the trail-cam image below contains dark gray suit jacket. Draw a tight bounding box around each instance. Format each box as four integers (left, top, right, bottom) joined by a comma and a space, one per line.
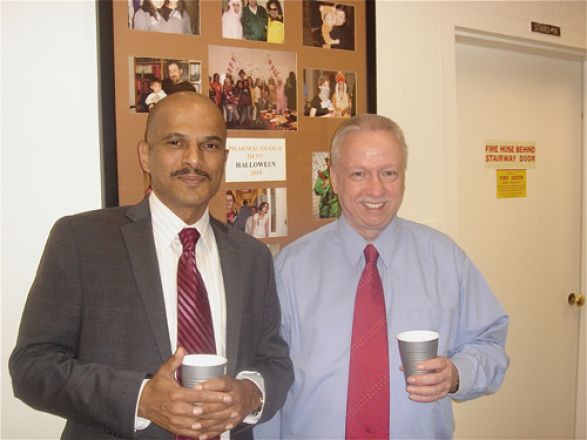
10, 198, 293, 439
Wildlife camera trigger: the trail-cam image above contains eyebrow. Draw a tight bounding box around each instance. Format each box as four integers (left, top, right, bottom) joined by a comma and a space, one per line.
159, 132, 186, 142
198, 135, 225, 144
158, 133, 225, 143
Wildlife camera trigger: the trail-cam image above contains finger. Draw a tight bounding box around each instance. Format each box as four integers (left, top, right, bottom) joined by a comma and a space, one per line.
419, 356, 454, 372
416, 358, 444, 372
407, 381, 445, 395
198, 412, 241, 437
174, 346, 187, 366
185, 388, 230, 405
159, 347, 186, 378
172, 404, 227, 436
194, 426, 227, 440
190, 415, 238, 440
156, 402, 211, 435
407, 376, 452, 403
192, 401, 227, 415
407, 371, 444, 386
198, 375, 233, 392
197, 406, 238, 424
408, 390, 446, 403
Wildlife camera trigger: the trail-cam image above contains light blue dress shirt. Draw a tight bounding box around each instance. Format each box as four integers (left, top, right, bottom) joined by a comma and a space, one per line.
254, 215, 509, 439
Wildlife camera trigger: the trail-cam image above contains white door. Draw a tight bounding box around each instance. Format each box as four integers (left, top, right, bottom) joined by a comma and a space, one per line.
454, 40, 583, 439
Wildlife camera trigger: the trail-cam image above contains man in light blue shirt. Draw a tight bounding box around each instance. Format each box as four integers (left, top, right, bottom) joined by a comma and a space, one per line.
255, 114, 509, 439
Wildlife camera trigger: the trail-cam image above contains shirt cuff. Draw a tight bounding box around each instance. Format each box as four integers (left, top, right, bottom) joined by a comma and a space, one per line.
236, 370, 265, 424
135, 378, 152, 431
449, 355, 472, 399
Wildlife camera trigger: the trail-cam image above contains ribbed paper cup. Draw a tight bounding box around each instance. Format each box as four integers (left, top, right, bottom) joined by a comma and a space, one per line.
397, 331, 438, 384
181, 354, 227, 388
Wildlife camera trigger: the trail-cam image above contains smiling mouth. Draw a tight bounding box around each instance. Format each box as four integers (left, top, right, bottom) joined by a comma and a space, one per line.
363, 201, 385, 209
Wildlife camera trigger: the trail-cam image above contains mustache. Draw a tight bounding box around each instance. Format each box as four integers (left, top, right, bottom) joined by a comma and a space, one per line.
170, 167, 211, 179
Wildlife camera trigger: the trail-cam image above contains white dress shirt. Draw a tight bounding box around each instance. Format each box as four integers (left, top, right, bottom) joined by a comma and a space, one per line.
136, 192, 264, 435
150, 192, 227, 355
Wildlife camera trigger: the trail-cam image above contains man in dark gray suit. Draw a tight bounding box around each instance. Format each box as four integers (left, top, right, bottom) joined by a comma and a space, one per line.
10, 92, 293, 439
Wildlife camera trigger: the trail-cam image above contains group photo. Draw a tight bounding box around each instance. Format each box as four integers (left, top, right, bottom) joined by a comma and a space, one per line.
209, 45, 297, 130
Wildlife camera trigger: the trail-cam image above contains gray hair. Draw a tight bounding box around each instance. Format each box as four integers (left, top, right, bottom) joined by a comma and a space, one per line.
330, 113, 408, 169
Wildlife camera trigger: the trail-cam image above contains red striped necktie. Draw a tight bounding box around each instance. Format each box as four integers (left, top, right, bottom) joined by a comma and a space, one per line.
177, 231, 218, 440
345, 244, 390, 439
177, 228, 216, 356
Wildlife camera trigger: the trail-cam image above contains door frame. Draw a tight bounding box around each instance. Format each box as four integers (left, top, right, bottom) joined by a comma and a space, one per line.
442, 27, 586, 438
578, 61, 587, 440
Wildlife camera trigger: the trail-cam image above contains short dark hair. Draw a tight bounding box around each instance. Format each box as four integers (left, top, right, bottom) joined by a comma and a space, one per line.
167, 60, 182, 71
266, 0, 283, 16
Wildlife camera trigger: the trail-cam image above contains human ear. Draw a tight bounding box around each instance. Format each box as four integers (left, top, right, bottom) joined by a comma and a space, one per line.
137, 141, 151, 174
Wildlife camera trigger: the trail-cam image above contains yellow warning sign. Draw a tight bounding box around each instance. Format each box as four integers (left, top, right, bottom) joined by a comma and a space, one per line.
497, 170, 526, 198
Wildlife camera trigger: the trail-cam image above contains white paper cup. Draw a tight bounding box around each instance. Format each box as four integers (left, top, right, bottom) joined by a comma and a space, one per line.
397, 330, 439, 384
181, 354, 227, 388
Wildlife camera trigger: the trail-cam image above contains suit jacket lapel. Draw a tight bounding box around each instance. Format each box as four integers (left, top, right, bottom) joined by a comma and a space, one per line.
211, 218, 243, 376
122, 198, 171, 362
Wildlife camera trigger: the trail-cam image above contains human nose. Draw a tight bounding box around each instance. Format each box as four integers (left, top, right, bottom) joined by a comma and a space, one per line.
182, 144, 201, 168
366, 175, 385, 197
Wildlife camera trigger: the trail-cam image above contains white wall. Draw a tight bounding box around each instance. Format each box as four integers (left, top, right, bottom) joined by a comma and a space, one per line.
376, 0, 586, 237
1, 1, 102, 439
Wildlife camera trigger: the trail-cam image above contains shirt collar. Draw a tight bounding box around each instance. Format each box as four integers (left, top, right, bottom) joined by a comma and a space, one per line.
149, 191, 212, 250
336, 213, 402, 267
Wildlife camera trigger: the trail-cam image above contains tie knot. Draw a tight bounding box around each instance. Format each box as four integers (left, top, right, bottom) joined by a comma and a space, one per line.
364, 244, 379, 264
179, 228, 200, 252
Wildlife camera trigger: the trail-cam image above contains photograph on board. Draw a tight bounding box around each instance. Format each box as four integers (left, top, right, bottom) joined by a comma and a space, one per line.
226, 188, 288, 238
222, 0, 285, 44
302, 0, 354, 50
130, 57, 201, 113
209, 45, 297, 130
128, 0, 200, 35
312, 152, 340, 219
303, 68, 355, 118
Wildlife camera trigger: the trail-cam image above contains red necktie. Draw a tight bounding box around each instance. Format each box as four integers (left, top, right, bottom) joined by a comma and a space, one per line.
177, 231, 218, 440
345, 244, 390, 439
177, 228, 216, 356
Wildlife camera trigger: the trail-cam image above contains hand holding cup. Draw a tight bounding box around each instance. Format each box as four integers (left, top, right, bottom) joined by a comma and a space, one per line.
397, 330, 439, 385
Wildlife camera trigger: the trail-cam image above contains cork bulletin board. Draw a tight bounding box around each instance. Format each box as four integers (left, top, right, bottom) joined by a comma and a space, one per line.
97, 0, 376, 249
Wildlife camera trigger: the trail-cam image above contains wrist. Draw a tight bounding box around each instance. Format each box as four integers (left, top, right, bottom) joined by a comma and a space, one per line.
449, 364, 460, 394
239, 378, 263, 414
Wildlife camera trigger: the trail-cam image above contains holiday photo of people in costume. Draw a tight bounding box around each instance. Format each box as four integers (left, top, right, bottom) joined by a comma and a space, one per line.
221, 0, 285, 44
304, 68, 355, 118
127, 0, 200, 35
209, 45, 297, 130
312, 152, 340, 219
303, 0, 354, 50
